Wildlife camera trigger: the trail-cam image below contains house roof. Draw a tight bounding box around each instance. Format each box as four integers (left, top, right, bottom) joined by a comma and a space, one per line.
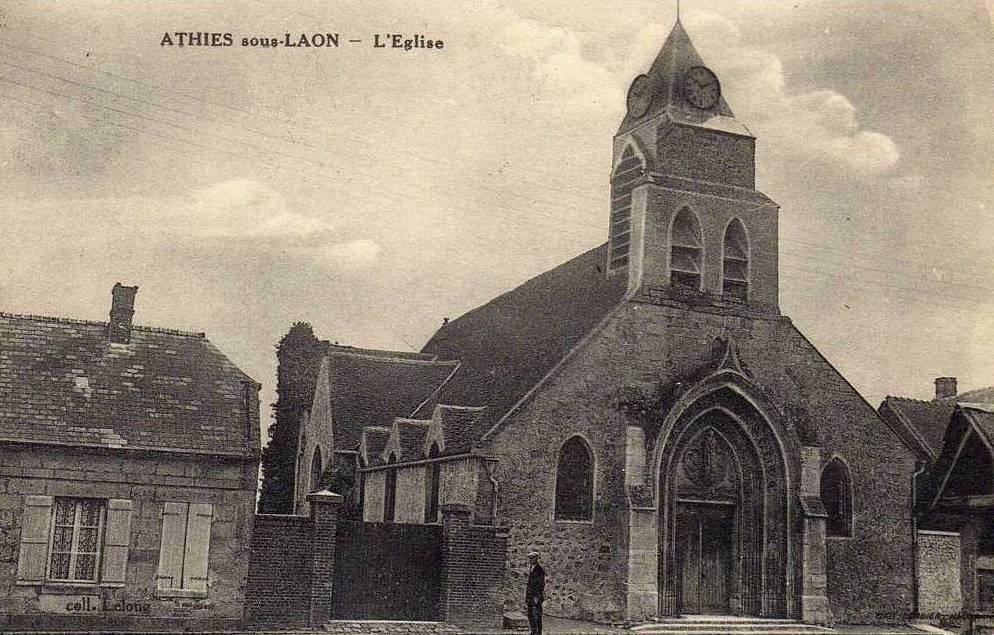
922, 403, 994, 511
879, 387, 994, 461
0, 312, 258, 456
879, 397, 956, 461
418, 242, 628, 443
325, 348, 458, 451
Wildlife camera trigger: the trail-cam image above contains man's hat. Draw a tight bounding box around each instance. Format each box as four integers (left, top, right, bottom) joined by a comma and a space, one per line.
528, 551, 539, 558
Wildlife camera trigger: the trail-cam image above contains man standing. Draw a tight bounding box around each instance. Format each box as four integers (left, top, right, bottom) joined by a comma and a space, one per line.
526, 551, 545, 635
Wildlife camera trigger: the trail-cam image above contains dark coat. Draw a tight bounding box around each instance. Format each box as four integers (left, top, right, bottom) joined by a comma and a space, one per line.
526, 563, 545, 602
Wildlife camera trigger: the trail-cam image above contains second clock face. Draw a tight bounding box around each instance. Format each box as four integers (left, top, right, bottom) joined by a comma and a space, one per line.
682, 66, 721, 110
627, 74, 652, 117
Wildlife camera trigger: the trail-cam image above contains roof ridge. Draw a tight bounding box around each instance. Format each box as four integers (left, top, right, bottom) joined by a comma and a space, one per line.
437, 404, 487, 412
327, 348, 459, 366
885, 395, 945, 406
0, 312, 206, 338
395, 418, 431, 426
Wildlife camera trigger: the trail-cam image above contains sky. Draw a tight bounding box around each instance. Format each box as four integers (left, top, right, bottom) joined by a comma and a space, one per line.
2, 1, 994, 443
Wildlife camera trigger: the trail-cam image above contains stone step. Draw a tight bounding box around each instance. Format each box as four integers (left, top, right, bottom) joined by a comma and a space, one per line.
322, 619, 459, 634
632, 617, 832, 635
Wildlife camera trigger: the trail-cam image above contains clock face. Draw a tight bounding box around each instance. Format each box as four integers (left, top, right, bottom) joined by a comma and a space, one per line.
627, 74, 652, 117
682, 66, 721, 110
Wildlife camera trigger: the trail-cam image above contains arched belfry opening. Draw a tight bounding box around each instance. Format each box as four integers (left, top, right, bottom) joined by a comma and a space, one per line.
655, 384, 795, 618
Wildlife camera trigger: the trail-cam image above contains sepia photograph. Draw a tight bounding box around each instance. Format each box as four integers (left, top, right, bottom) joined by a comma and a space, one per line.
1, 1, 993, 633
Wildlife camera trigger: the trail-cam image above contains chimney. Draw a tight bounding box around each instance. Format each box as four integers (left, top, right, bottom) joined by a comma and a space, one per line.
934, 376, 957, 401
109, 283, 139, 344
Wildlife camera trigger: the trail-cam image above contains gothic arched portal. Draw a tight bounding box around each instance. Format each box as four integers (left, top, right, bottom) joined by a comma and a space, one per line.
655, 383, 795, 618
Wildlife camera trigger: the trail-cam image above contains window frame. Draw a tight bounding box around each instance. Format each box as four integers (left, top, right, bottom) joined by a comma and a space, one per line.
669, 207, 705, 292
46, 497, 106, 584
720, 217, 750, 301
554, 435, 596, 523
820, 456, 854, 539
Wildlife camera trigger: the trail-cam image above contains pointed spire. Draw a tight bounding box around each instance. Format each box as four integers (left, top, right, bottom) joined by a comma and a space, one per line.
617, 17, 741, 135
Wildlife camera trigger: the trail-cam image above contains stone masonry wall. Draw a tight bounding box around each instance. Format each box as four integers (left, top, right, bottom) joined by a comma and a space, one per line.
0, 444, 256, 631
916, 530, 963, 617
485, 300, 917, 623
244, 514, 312, 625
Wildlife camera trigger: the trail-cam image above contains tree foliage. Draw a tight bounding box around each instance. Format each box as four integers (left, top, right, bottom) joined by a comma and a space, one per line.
257, 322, 325, 513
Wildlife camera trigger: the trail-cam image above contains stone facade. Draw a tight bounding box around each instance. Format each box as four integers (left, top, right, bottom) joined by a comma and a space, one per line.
0, 445, 258, 631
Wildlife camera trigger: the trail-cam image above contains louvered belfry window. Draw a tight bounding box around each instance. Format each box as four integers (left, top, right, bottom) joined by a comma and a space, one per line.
670, 208, 704, 290
608, 147, 645, 272
722, 218, 749, 300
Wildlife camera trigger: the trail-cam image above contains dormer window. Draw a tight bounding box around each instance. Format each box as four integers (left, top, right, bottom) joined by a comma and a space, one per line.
722, 218, 749, 301
670, 208, 703, 290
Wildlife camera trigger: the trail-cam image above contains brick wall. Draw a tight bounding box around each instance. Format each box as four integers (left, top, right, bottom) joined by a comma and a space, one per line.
244, 514, 312, 626
440, 504, 508, 629
0, 444, 256, 631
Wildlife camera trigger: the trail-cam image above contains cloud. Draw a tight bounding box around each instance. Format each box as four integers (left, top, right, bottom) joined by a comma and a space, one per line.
318, 238, 383, 268
178, 178, 331, 238
637, 11, 900, 175
498, 14, 621, 111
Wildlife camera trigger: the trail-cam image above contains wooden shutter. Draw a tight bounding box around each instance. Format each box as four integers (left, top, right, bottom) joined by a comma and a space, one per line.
100, 499, 133, 584
16, 495, 54, 583
182, 503, 213, 592
156, 502, 188, 590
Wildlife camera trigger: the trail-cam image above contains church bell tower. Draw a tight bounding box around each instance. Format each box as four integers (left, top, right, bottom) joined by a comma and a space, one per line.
609, 18, 780, 315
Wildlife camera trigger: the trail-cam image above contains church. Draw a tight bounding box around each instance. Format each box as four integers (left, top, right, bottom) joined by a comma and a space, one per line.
270, 19, 962, 626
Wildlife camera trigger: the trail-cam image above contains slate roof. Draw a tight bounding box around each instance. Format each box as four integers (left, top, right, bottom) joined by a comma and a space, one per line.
325, 348, 458, 451
921, 403, 994, 510
394, 419, 431, 461
360, 426, 391, 467
434, 405, 487, 454
418, 243, 628, 443
879, 387, 994, 461
879, 397, 956, 461
0, 312, 258, 456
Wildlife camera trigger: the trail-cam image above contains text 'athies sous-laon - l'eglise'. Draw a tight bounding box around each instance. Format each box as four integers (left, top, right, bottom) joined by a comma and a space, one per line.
159, 31, 444, 50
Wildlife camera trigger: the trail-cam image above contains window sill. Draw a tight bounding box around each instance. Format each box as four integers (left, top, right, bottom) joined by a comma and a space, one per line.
15, 580, 123, 591
554, 517, 594, 525
156, 588, 208, 599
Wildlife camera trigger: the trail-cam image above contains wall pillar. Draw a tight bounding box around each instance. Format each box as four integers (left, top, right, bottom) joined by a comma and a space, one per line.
308, 489, 343, 626
626, 507, 659, 621
440, 503, 508, 629
799, 447, 831, 624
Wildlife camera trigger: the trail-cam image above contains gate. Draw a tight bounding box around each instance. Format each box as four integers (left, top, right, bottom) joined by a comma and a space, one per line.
332, 521, 443, 620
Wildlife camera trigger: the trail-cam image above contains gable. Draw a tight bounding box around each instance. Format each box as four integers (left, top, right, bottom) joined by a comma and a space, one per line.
926, 405, 994, 510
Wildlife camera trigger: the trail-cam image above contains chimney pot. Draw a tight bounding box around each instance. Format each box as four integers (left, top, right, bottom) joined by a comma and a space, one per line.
109, 283, 139, 344
934, 376, 957, 401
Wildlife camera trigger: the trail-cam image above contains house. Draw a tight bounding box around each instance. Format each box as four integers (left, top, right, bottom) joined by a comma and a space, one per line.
879, 378, 994, 616
0, 284, 260, 631
267, 18, 936, 626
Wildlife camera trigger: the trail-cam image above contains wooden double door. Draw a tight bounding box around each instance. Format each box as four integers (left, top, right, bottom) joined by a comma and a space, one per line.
675, 502, 735, 615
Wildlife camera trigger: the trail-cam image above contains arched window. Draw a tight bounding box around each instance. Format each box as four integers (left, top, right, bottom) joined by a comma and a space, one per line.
722, 218, 749, 300
820, 458, 852, 537
384, 454, 397, 523
424, 444, 441, 523
309, 446, 323, 494
608, 145, 645, 272
670, 208, 703, 291
555, 436, 594, 521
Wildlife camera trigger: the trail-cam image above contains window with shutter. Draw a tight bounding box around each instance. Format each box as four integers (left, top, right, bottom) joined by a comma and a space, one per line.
15, 495, 54, 583
670, 208, 704, 291
156, 502, 214, 597
16, 496, 131, 586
